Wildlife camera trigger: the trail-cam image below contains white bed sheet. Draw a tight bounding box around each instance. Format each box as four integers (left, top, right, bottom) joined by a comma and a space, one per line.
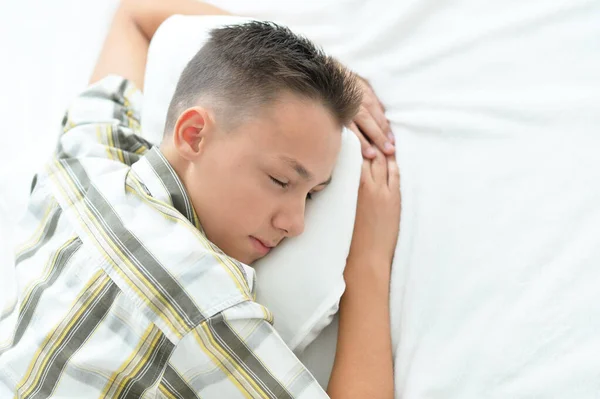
2, 0, 600, 398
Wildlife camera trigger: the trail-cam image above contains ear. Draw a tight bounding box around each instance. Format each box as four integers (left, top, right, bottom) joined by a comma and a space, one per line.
172, 106, 214, 161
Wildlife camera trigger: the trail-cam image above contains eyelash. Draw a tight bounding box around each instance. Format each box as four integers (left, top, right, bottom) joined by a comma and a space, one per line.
270, 176, 313, 200
270, 176, 288, 188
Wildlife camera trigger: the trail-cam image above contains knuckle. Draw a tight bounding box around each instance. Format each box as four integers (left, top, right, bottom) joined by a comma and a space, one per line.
379, 117, 390, 130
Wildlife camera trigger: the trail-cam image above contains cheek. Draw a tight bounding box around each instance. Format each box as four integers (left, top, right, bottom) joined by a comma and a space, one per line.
207, 165, 276, 230
231, 169, 275, 219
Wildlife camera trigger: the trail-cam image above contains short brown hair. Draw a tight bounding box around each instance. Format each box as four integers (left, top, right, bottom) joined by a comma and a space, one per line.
164, 21, 362, 135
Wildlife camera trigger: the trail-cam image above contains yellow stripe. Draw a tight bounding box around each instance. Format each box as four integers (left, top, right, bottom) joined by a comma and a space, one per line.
100, 323, 154, 396
260, 304, 274, 325
17, 270, 108, 398
134, 145, 148, 155
285, 367, 305, 390
63, 120, 76, 133
193, 325, 256, 399
189, 203, 202, 232
105, 125, 126, 164
18, 237, 78, 323
158, 383, 177, 399
107, 326, 163, 398
48, 160, 186, 338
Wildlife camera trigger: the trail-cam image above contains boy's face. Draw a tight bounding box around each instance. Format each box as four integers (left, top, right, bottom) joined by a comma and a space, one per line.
179, 92, 341, 265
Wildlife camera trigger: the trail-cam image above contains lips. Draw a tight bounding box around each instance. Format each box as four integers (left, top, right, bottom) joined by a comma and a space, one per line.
256, 237, 276, 248
250, 236, 275, 256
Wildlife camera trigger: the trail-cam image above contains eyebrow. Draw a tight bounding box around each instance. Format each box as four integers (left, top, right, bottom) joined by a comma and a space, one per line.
279, 156, 332, 186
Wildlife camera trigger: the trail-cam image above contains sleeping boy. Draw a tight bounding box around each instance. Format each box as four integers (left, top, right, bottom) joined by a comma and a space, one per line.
0, 0, 400, 398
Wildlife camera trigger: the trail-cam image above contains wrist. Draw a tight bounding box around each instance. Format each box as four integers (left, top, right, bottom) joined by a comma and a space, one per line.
344, 255, 391, 295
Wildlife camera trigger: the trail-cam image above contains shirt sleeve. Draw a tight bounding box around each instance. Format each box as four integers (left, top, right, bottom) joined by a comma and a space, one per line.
162, 300, 330, 399
56, 75, 152, 165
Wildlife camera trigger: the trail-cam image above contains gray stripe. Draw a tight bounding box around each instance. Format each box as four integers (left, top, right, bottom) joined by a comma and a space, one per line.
60, 158, 204, 330
162, 365, 200, 399
129, 141, 147, 155
119, 129, 132, 167
145, 148, 195, 224
208, 314, 293, 399
13, 238, 82, 348
110, 125, 146, 167
121, 133, 152, 156
28, 279, 120, 399
116, 78, 128, 102
60, 112, 68, 129
15, 206, 63, 265
119, 332, 174, 399
61, 158, 91, 195
30, 174, 38, 194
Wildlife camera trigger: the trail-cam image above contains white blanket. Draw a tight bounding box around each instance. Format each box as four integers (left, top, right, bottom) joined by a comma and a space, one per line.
2, 0, 600, 397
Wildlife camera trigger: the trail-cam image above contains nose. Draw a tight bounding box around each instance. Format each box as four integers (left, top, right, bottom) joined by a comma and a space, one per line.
272, 199, 306, 237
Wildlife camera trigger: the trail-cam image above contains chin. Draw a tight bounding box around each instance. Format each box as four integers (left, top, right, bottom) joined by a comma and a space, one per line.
215, 240, 260, 265
226, 249, 255, 266
241, 254, 259, 265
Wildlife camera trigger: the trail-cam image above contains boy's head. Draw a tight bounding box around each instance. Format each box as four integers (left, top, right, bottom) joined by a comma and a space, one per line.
160, 21, 361, 264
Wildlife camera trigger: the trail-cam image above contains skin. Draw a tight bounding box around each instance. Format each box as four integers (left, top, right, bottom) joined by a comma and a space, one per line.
91, 0, 400, 397
161, 94, 341, 265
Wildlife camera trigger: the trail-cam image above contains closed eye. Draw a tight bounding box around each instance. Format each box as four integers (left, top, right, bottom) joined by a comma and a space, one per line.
269, 176, 288, 188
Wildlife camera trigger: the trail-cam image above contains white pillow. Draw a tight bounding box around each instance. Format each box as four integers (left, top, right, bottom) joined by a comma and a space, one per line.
142, 15, 361, 352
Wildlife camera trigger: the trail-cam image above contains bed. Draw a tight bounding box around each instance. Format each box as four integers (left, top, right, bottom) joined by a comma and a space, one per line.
1, 0, 600, 397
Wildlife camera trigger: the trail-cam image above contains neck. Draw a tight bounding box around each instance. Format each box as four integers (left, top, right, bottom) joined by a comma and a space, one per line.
159, 143, 190, 185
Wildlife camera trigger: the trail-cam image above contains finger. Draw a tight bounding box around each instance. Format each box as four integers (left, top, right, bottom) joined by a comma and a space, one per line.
378, 97, 386, 113
348, 122, 376, 159
370, 148, 387, 183
363, 91, 390, 134
387, 154, 400, 190
361, 81, 389, 129
360, 158, 372, 184
354, 107, 395, 157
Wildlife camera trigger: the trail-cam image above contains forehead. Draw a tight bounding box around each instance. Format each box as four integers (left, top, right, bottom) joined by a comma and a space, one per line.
239, 93, 342, 178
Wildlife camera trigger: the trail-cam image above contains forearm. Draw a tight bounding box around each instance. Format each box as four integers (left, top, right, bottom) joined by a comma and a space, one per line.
327, 257, 394, 399
90, 0, 229, 90
124, 0, 229, 42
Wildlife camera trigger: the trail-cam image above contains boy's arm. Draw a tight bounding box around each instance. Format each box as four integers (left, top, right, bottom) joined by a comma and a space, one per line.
90, 0, 230, 90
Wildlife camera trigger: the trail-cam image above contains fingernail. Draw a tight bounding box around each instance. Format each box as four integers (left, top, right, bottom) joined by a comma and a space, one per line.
365, 147, 376, 157
387, 132, 395, 143
384, 142, 395, 152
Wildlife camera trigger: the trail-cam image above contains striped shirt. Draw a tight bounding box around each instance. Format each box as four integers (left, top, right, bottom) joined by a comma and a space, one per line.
0, 75, 328, 398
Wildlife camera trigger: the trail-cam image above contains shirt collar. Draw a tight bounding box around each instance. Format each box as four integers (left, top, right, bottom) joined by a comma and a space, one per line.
131, 147, 203, 231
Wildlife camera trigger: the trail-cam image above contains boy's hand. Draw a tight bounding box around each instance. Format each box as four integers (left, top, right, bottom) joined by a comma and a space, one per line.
345, 150, 401, 286
348, 76, 395, 159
